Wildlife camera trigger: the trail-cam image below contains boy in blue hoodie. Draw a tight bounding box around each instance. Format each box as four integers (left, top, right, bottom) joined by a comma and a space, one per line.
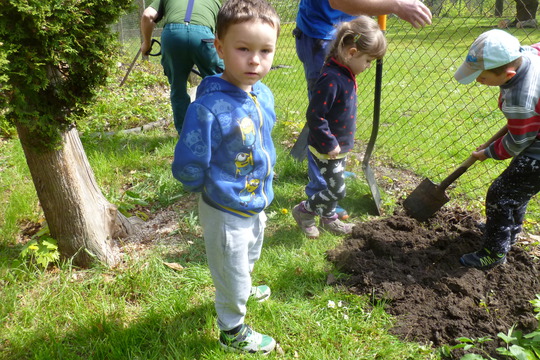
171, 0, 280, 354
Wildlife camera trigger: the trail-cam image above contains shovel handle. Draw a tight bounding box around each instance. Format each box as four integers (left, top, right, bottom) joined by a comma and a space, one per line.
438, 155, 476, 190
363, 15, 386, 168
120, 48, 141, 87
377, 15, 387, 31
438, 126, 508, 191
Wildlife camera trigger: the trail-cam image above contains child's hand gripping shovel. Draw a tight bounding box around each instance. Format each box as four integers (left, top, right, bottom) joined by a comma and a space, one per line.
403, 126, 508, 221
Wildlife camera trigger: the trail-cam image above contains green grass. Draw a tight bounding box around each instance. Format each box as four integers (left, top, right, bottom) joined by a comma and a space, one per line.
0, 140, 39, 245
1, 207, 435, 359
1, 15, 540, 359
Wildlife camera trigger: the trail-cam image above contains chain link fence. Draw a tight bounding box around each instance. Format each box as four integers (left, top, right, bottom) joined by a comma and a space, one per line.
112, 0, 539, 221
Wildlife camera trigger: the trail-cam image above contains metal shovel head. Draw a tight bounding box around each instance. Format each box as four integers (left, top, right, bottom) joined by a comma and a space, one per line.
403, 178, 450, 222
290, 125, 309, 161
362, 163, 382, 215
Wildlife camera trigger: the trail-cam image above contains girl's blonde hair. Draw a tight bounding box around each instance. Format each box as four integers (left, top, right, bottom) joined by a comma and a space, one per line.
326, 16, 387, 64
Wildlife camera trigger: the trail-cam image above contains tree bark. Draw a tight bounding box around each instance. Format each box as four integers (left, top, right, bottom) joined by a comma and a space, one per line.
16, 124, 134, 267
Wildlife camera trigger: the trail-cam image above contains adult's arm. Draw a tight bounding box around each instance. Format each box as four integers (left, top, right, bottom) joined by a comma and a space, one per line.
328, 0, 432, 28
140, 6, 158, 55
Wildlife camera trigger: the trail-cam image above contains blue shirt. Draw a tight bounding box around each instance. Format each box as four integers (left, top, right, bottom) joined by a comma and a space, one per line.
296, 0, 355, 40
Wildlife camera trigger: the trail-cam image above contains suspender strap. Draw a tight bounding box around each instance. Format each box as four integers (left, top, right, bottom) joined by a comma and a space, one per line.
184, 0, 195, 23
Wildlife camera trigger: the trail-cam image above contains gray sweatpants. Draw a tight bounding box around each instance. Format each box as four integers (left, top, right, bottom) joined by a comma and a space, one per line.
198, 196, 266, 331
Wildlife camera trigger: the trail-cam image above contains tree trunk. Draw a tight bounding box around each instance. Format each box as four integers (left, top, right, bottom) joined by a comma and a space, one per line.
16, 124, 135, 268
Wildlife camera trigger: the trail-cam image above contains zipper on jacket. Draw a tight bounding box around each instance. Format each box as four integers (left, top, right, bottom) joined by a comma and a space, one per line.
250, 94, 271, 208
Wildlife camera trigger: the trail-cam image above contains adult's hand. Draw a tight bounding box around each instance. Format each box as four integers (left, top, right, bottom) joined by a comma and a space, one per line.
329, 0, 432, 28
394, 0, 433, 28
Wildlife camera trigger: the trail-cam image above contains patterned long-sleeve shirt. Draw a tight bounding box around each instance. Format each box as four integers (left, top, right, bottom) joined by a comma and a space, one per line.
486, 53, 540, 161
306, 58, 358, 158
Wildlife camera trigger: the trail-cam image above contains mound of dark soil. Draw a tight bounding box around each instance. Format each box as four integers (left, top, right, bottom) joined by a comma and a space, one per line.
327, 207, 540, 358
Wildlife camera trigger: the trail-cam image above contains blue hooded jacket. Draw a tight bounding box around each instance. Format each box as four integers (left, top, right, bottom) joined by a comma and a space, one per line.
172, 75, 276, 218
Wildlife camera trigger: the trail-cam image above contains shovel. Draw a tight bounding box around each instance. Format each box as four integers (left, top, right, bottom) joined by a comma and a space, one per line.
403, 126, 508, 221
361, 15, 387, 216
120, 39, 161, 87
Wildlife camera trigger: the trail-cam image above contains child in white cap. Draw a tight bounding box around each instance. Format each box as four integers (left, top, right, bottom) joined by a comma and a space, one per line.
454, 29, 540, 270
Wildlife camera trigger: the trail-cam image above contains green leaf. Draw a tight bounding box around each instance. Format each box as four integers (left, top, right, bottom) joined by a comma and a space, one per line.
20, 239, 38, 258
42, 237, 58, 250
36, 256, 49, 268
508, 345, 536, 360
125, 190, 140, 198
499, 332, 518, 344
476, 337, 493, 344
460, 353, 489, 360
130, 198, 149, 206
35, 226, 50, 237
524, 331, 540, 340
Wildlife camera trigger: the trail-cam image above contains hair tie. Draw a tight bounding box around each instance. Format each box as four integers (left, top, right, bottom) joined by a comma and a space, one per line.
353, 33, 361, 42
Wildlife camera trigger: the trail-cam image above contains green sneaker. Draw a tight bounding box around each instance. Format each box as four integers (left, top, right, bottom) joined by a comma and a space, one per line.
460, 248, 507, 270
219, 324, 276, 354
250, 285, 271, 302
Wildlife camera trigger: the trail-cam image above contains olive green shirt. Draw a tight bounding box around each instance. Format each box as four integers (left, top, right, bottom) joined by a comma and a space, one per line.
150, 0, 221, 31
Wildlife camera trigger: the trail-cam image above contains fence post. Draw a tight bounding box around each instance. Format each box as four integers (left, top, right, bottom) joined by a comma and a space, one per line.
495, 0, 504, 16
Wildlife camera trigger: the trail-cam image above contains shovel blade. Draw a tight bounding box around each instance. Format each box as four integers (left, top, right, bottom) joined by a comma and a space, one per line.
403, 178, 450, 221
362, 163, 382, 215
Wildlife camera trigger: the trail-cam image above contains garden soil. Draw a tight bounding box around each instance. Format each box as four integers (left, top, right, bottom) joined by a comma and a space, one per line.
327, 206, 540, 358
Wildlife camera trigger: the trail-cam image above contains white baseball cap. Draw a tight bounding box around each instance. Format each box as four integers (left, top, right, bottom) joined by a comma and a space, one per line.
454, 29, 523, 85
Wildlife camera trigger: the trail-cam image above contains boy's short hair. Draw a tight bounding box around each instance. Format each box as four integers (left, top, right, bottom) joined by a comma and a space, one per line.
454, 29, 523, 84
487, 57, 523, 76
216, 0, 281, 40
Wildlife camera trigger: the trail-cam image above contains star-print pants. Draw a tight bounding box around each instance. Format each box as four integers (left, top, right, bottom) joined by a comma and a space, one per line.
305, 155, 347, 217
484, 155, 540, 254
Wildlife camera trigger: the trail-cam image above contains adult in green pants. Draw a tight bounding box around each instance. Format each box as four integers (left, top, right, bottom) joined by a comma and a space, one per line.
141, 0, 224, 134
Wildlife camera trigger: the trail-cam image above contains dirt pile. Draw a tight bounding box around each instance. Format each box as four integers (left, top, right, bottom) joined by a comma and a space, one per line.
327, 207, 540, 358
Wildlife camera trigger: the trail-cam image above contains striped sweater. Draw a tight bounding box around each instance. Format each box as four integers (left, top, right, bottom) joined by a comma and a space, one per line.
486, 53, 540, 161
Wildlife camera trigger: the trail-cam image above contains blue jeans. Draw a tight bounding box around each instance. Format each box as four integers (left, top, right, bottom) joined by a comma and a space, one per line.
294, 28, 332, 196
161, 24, 224, 133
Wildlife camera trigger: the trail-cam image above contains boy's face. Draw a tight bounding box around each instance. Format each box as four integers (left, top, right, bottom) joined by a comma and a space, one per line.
214, 20, 278, 92
475, 69, 516, 87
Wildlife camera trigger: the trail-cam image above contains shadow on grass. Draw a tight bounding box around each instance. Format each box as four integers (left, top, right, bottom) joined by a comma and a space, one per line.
2, 300, 223, 360
81, 130, 177, 169
0, 243, 25, 271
